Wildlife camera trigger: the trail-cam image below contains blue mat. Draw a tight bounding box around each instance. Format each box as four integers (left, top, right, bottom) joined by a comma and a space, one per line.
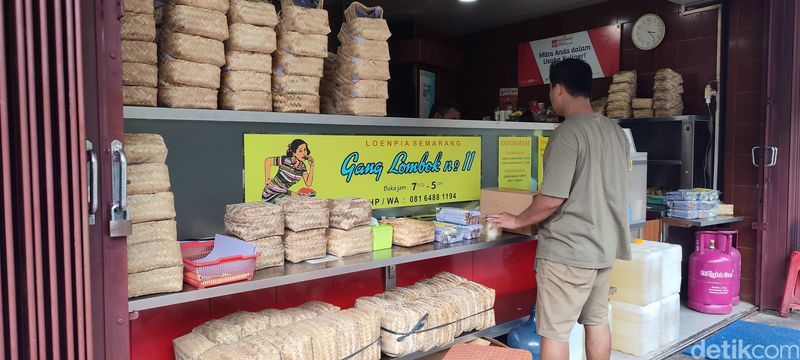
683, 320, 800, 359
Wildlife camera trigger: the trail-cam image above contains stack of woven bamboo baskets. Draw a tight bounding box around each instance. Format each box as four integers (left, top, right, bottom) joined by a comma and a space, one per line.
273, 0, 331, 113
653, 68, 685, 116
221, 0, 279, 111
224, 202, 285, 270
125, 133, 182, 298
278, 197, 330, 263
158, 0, 230, 109
327, 198, 373, 257
122, 0, 158, 106
605, 71, 637, 119
323, 2, 391, 116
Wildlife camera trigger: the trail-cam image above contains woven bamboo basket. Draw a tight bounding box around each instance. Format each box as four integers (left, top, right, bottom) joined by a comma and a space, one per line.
605, 101, 631, 112
127, 163, 171, 195
192, 319, 243, 345
653, 81, 684, 93
606, 110, 632, 119
127, 265, 182, 298
159, 57, 221, 89
282, 308, 318, 323
173, 333, 215, 360
334, 74, 388, 99
225, 51, 272, 73
220, 311, 271, 337
128, 192, 176, 224
655, 108, 683, 117
655, 68, 681, 81
224, 202, 284, 241
221, 71, 271, 93
260, 327, 313, 360
251, 236, 284, 270
160, 31, 225, 67
291, 320, 339, 360
632, 98, 653, 109
338, 35, 390, 61
129, 219, 177, 246
276, 26, 328, 58
124, 0, 154, 15
278, 197, 329, 211
284, 208, 329, 232
273, 50, 324, 77
379, 218, 435, 247
336, 51, 390, 81
123, 62, 158, 87
272, 74, 320, 95
327, 226, 372, 258
612, 71, 637, 84
257, 308, 293, 327
220, 90, 273, 112
653, 98, 684, 110
122, 40, 157, 64
341, 308, 381, 360
284, 228, 327, 263
336, 96, 387, 117
164, 5, 228, 41
417, 297, 454, 347
633, 109, 655, 118
607, 91, 631, 103
273, 93, 320, 113
608, 82, 636, 96
462, 282, 497, 330
125, 133, 167, 164
378, 306, 429, 356
314, 315, 356, 358
297, 301, 340, 315
226, 23, 277, 54
329, 198, 371, 230
653, 90, 683, 101
127, 240, 182, 274
341, 18, 391, 42
123, 86, 157, 107
343, 1, 381, 21
235, 336, 282, 358
158, 83, 218, 109
280, 6, 331, 35
320, 95, 336, 115
228, 0, 278, 27
167, 0, 229, 13
121, 13, 156, 41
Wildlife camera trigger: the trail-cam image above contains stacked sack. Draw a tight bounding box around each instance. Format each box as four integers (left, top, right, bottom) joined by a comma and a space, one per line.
355, 272, 496, 357
632, 98, 654, 118
273, 0, 331, 113
125, 133, 182, 298
158, 0, 230, 109
330, 2, 392, 116
121, 0, 158, 106
224, 202, 285, 270
277, 197, 330, 263
327, 198, 373, 257
653, 68, 684, 117
221, 0, 279, 111
605, 71, 637, 119
173, 301, 382, 360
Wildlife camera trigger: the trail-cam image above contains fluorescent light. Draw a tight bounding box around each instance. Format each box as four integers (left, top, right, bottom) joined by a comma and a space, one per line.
459, 0, 477, 2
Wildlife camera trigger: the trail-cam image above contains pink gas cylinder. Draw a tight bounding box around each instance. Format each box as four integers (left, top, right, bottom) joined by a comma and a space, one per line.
716, 229, 742, 305
688, 232, 736, 314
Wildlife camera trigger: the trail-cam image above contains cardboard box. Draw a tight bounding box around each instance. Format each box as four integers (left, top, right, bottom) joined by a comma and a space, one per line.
480, 188, 537, 235
371, 224, 393, 251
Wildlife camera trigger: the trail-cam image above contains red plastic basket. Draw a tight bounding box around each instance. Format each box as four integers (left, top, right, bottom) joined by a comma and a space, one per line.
180, 240, 260, 289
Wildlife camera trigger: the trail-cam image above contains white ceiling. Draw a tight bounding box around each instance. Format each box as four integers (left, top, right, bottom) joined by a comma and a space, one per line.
339, 0, 611, 36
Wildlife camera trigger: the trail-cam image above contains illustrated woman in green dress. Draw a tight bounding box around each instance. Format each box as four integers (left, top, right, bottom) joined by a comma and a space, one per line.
262, 139, 316, 202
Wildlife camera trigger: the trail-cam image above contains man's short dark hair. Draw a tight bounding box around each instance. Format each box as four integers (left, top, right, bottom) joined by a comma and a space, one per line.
549, 58, 592, 99
429, 101, 460, 118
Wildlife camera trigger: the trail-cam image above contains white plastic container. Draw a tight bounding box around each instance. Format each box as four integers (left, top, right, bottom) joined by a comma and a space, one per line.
659, 293, 681, 346
640, 240, 683, 297
611, 299, 661, 356
628, 152, 648, 224
610, 240, 663, 305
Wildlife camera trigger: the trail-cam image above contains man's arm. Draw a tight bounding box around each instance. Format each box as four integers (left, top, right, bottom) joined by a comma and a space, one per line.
486, 194, 565, 229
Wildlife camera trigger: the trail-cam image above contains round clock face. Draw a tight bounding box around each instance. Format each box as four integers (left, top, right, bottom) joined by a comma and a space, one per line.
633, 14, 666, 50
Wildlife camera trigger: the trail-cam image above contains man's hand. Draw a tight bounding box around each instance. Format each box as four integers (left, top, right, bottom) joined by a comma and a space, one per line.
486, 212, 518, 229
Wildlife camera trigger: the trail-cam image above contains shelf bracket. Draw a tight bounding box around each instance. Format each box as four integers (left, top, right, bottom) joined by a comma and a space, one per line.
385, 265, 397, 290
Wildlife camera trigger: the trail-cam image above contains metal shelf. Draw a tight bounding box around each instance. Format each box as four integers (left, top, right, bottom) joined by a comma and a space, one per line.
128, 233, 537, 312
123, 106, 559, 131
616, 115, 711, 124
649, 160, 683, 165
662, 215, 744, 228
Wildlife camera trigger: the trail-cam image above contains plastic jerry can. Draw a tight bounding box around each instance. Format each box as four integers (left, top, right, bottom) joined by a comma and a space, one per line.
610, 239, 663, 305
611, 299, 661, 356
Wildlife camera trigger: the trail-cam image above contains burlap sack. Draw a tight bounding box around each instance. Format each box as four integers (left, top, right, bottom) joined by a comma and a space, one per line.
272, 74, 320, 95
273, 50, 324, 77
122, 40, 157, 64
283, 228, 327, 263
164, 5, 229, 41
225, 51, 272, 73
124, 0, 154, 15
226, 23, 277, 54
192, 319, 243, 345
173, 333, 215, 360
632, 98, 653, 109
273, 94, 320, 113
633, 108, 655, 118
221, 71, 271, 93
276, 26, 328, 58
251, 236, 284, 270
280, 5, 331, 35
121, 13, 156, 41
336, 50, 390, 81
327, 226, 372, 257
224, 202, 284, 240
129, 219, 178, 246
127, 265, 182, 298
159, 58, 221, 89
338, 35, 390, 61
612, 71, 637, 84
160, 31, 226, 67
158, 83, 219, 109
127, 240, 182, 274
607, 91, 631, 103
123, 62, 158, 87
220, 90, 273, 111
127, 163, 171, 195
129, 191, 176, 224
229, 0, 278, 27
167, 0, 229, 13
379, 218, 435, 247
123, 86, 157, 107
125, 133, 167, 164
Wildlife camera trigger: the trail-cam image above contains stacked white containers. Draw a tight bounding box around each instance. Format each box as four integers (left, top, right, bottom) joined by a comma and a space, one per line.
609, 239, 682, 356
158, 0, 230, 109
273, 0, 331, 113
121, 0, 158, 106
221, 0, 279, 111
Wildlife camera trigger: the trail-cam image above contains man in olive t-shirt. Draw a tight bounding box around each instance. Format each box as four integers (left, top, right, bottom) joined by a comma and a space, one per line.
488, 58, 631, 360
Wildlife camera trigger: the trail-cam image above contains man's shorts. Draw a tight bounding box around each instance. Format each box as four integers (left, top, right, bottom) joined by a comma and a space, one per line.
535, 258, 612, 342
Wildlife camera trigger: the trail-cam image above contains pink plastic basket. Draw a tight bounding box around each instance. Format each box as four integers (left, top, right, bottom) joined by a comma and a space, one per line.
180, 240, 259, 289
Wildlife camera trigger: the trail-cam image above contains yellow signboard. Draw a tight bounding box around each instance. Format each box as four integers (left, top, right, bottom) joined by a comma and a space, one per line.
537, 136, 549, 190
243, 135, 481, 208
498, 136, 532, 190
